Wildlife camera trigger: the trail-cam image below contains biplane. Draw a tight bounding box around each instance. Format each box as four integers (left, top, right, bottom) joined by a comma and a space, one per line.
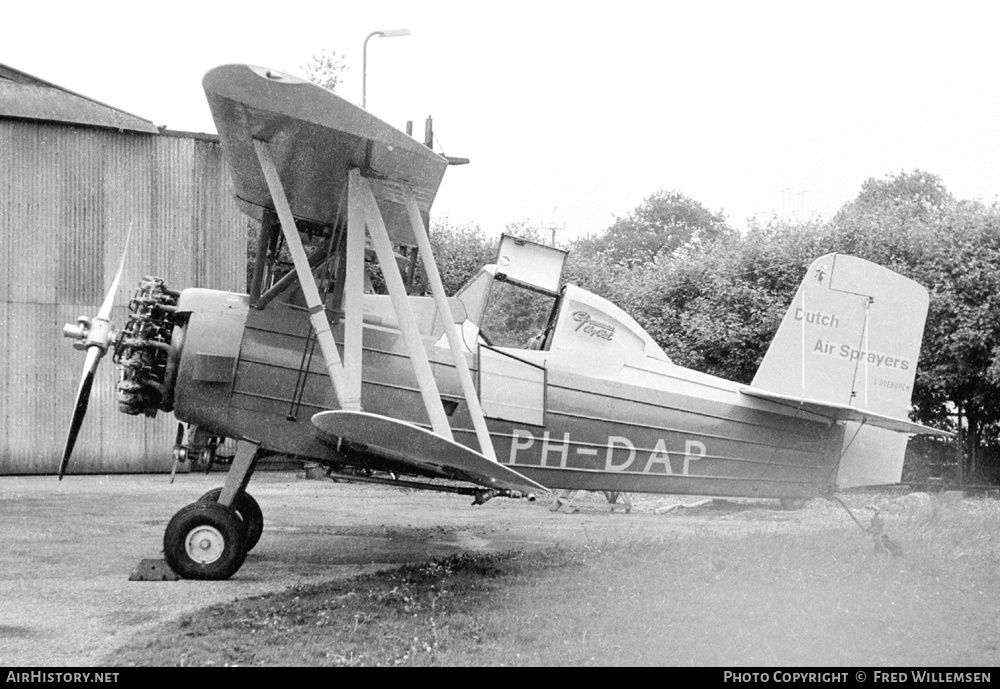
60, 64, 949, 579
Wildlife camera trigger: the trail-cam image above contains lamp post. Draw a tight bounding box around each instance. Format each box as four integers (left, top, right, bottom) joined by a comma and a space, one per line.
362, 28, 411, 109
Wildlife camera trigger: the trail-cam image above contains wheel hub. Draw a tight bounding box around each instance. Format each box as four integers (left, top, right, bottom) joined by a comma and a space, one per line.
184, 525, 225, 564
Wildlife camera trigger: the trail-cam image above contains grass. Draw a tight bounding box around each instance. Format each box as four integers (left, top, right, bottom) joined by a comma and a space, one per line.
106, 496, 1000, 666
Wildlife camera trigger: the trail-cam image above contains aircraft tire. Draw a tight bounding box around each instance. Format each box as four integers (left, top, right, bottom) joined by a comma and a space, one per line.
164, 501, 247, 580
198, 488, 264, 552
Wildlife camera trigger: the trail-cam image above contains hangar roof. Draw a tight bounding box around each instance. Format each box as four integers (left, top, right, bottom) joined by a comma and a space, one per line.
0, 63, 159, 134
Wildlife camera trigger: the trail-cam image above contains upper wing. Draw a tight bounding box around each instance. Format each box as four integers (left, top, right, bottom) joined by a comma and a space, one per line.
203, 64, 447, 246
312, 410, 549, 495
739, 386, 952, 437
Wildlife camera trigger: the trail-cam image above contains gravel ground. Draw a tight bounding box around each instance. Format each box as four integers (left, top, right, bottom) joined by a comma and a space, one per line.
0, 471, 867, 667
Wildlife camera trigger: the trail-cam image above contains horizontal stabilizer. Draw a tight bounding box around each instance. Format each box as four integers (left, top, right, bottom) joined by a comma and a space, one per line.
312, 410, 549, 495
739, 386, 952, 437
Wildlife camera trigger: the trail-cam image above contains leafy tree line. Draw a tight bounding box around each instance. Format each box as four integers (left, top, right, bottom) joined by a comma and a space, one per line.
424, 172, 1000, 484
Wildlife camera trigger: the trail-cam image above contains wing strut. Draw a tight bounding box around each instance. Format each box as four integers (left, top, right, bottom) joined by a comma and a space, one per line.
253, 139, 359, 411
343, 170, 366, 408
253, 139, 496, 456
401, 186, 497, 461
348, 171, 453, 439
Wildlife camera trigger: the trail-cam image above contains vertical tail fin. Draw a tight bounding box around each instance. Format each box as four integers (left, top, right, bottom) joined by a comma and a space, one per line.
751, 254, 930, 488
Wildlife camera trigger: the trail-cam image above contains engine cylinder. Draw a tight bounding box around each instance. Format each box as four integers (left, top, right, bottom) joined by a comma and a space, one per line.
113, 277, 181, 416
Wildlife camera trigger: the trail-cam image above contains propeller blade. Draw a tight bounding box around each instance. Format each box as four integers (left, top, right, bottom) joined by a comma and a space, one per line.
96, 221, 134, 321
59, 347, 102, 480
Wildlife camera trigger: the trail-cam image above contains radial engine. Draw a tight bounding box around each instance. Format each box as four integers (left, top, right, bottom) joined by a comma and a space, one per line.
113, 277, 182, 417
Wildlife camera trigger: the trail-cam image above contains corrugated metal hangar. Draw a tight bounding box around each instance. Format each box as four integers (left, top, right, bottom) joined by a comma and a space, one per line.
0, 64, 247, 474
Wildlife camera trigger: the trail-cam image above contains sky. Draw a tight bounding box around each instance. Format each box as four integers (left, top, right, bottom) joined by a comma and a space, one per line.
4, 1, 999, 243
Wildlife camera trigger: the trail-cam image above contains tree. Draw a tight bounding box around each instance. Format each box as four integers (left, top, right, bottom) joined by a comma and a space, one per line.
899, 201, 1000, 481
829, 169, 954, 269
301, 49, 347, 92
835, 170, 953, 224
572, 190, 734, 269
617, 223, 816, 383
424, 219, 497, 294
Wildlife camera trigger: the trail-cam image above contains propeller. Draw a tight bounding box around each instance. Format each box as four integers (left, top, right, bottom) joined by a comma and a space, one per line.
59, 225, 133, 479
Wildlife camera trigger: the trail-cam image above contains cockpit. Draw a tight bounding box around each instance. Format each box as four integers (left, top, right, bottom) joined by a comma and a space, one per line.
451, 235, 671, 366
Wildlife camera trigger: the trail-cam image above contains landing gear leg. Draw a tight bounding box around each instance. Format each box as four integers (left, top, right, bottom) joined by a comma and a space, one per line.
162, 441, 263, 580
217, 440, 261, 510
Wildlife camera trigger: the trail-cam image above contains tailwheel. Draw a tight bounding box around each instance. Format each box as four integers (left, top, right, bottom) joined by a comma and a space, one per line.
163, 502, 247, 580
198, 488, 264, 552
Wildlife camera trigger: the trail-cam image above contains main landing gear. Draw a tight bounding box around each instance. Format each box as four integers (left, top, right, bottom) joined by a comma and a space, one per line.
163, 501, 248, 580
198, 487, 264, 552
162, 441, 263, 580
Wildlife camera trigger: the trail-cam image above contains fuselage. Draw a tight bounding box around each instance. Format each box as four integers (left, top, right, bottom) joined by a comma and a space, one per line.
164, 284, 843, 500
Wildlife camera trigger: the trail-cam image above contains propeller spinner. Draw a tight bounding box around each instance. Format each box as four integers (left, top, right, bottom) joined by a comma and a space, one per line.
59, 227, 132, 479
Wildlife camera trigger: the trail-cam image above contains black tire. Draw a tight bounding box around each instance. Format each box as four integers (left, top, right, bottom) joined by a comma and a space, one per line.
199, 488, 264, 552
163, 501, 247, 580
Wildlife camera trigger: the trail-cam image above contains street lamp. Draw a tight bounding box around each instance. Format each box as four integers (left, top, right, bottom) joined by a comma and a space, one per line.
362, 28, 411, 109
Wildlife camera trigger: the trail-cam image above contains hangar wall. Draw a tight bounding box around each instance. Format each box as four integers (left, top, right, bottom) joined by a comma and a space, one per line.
0, 120, 247, 474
